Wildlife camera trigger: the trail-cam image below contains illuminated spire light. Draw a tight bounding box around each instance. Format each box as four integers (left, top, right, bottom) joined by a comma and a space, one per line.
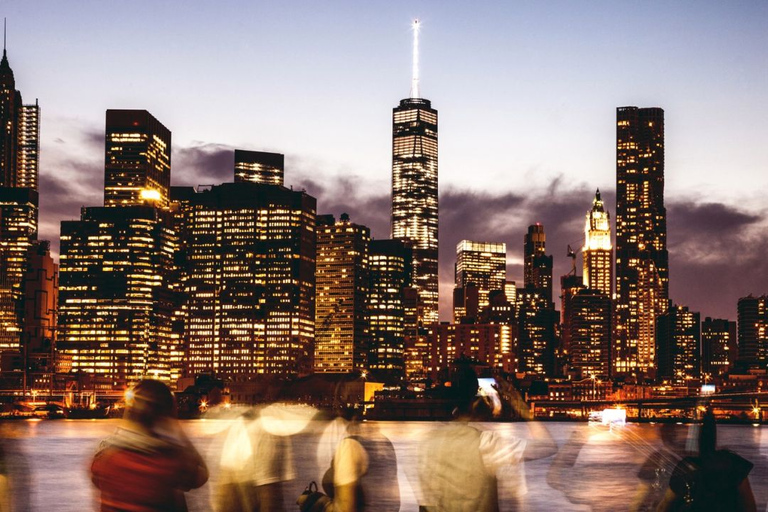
410, 19, 420, 99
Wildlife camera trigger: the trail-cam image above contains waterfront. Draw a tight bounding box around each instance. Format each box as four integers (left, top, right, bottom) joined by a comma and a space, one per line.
2, 419, 768, 511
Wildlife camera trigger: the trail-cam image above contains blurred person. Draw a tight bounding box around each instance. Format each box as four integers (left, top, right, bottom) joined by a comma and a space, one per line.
91, 379, 209, 511
417, 368, 557, 512
216, 403, 315, 511
657, 409, 756, 512
309, 406, 399, 512
629, 423, 690, 512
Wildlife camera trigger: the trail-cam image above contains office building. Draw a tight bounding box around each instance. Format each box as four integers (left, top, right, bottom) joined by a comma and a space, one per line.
234, 149, 284, 186
517, 287, 558, 377
524, 224, 553, 302
181, 182, 316, 378
454, 240, 506, 319
701, 317, 736, 378
568, 288, 611, 380
58, 206, 179, 387
614, 106, 668, 378
1, 48, 39, 190
314, 214, 370, 374
104, 110, 171, 207
583, 190, 612, 297
657, 305, 700, 384
0, 188, 37, 351
737, 295, 768, 369
368, 239, 412, 382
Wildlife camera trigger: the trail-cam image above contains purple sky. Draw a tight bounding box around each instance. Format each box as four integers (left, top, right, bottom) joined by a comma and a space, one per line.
4, 1, 768, 321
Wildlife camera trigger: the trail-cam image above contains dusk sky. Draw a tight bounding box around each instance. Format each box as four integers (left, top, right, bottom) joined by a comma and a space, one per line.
4, 1, 768, 321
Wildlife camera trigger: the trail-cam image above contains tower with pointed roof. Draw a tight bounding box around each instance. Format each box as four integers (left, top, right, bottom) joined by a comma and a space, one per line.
583, 189, 613, 297
391, 20, 438, 381
0, 33, 41, 354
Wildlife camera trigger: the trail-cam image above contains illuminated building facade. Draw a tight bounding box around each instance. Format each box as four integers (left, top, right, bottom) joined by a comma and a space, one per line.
58, 206, 179, 387
0, 188, 37, 351
568, 288, 611, 380
0, 49, 40, 355
560, 272, 584, 356
701, 317, 736, 378
737, 295, 768, 369
368, 239, 412, 382
104, 110, 171, 208
614, 106, 668, 378
391, 97, 438, 326
234, 149, 284, 186
583, 190, 613, 297
182, 182, 316, 378
314, 214, 370, 374
428, 323, 515, 380
657, 305, 700, 384
524, 224, 553, 303
517, 287, 558, 377
454, 240, 506, 319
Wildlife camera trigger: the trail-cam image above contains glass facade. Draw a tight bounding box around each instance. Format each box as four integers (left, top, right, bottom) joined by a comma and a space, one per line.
454, 240, 506, 320
614, 106, 668, 378
234, 149, 284, 186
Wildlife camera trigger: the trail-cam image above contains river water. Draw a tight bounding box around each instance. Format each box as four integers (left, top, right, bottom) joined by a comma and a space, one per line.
2, 419, 768, 511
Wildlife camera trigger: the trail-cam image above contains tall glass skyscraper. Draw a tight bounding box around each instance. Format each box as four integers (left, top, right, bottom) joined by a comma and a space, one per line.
614, 106, 668, 379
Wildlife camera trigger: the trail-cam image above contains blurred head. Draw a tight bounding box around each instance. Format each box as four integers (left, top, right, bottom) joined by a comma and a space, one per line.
450, 366, 480, 416
124, 379, 175, 430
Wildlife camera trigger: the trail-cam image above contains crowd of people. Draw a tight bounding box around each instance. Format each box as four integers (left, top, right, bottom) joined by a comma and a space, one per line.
0, 372, 763, 511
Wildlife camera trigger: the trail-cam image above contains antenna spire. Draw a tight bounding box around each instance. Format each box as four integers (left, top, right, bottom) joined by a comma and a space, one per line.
410, 19, 420, 98
3, 18, 6, 55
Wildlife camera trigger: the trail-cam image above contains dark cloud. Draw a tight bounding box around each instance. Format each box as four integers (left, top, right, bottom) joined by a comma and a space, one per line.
172, 143, 234, 186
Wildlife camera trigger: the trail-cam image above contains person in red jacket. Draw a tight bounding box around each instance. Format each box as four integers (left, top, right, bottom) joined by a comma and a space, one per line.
91, 379, 209, 512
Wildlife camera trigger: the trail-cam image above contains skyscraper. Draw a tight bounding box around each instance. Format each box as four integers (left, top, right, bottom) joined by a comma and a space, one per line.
583, 189, 613, 297
614, 106, 668, 378
737, 295, 768, 370
524, 224, 553, 303
368, 239, 412, 382
234, 149, 284, 186
104, 110, 171, 208
656, 305, 700, 384
454, 240, 506, 318
0, 188, 37, 351
314, 214, 370, 374
180, 182, 316, 378
0, 47, 40, 355
391, 21, 439, 330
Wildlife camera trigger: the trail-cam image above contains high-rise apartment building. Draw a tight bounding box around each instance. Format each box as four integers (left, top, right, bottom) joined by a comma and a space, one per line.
454, 240, 506, 318
657, 305, 700, 384
1, 49, 39, 190
368, 239, 412, 382
567, 288, 611, 380
737, 295, 768, 369
583, 190, 613, 297
180, 182, 316, 378
104, 110, 171, 208
614, 106, 668, 379
524, 224, 553, 303
701, 317, 736, 378
234, 149, 284, 186
428, 322, 515, 380
314, 214, 370, 374
58, 206, 180, 387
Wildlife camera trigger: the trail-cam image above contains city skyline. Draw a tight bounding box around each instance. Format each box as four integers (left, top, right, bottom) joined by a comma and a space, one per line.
2, 2, 767, 322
